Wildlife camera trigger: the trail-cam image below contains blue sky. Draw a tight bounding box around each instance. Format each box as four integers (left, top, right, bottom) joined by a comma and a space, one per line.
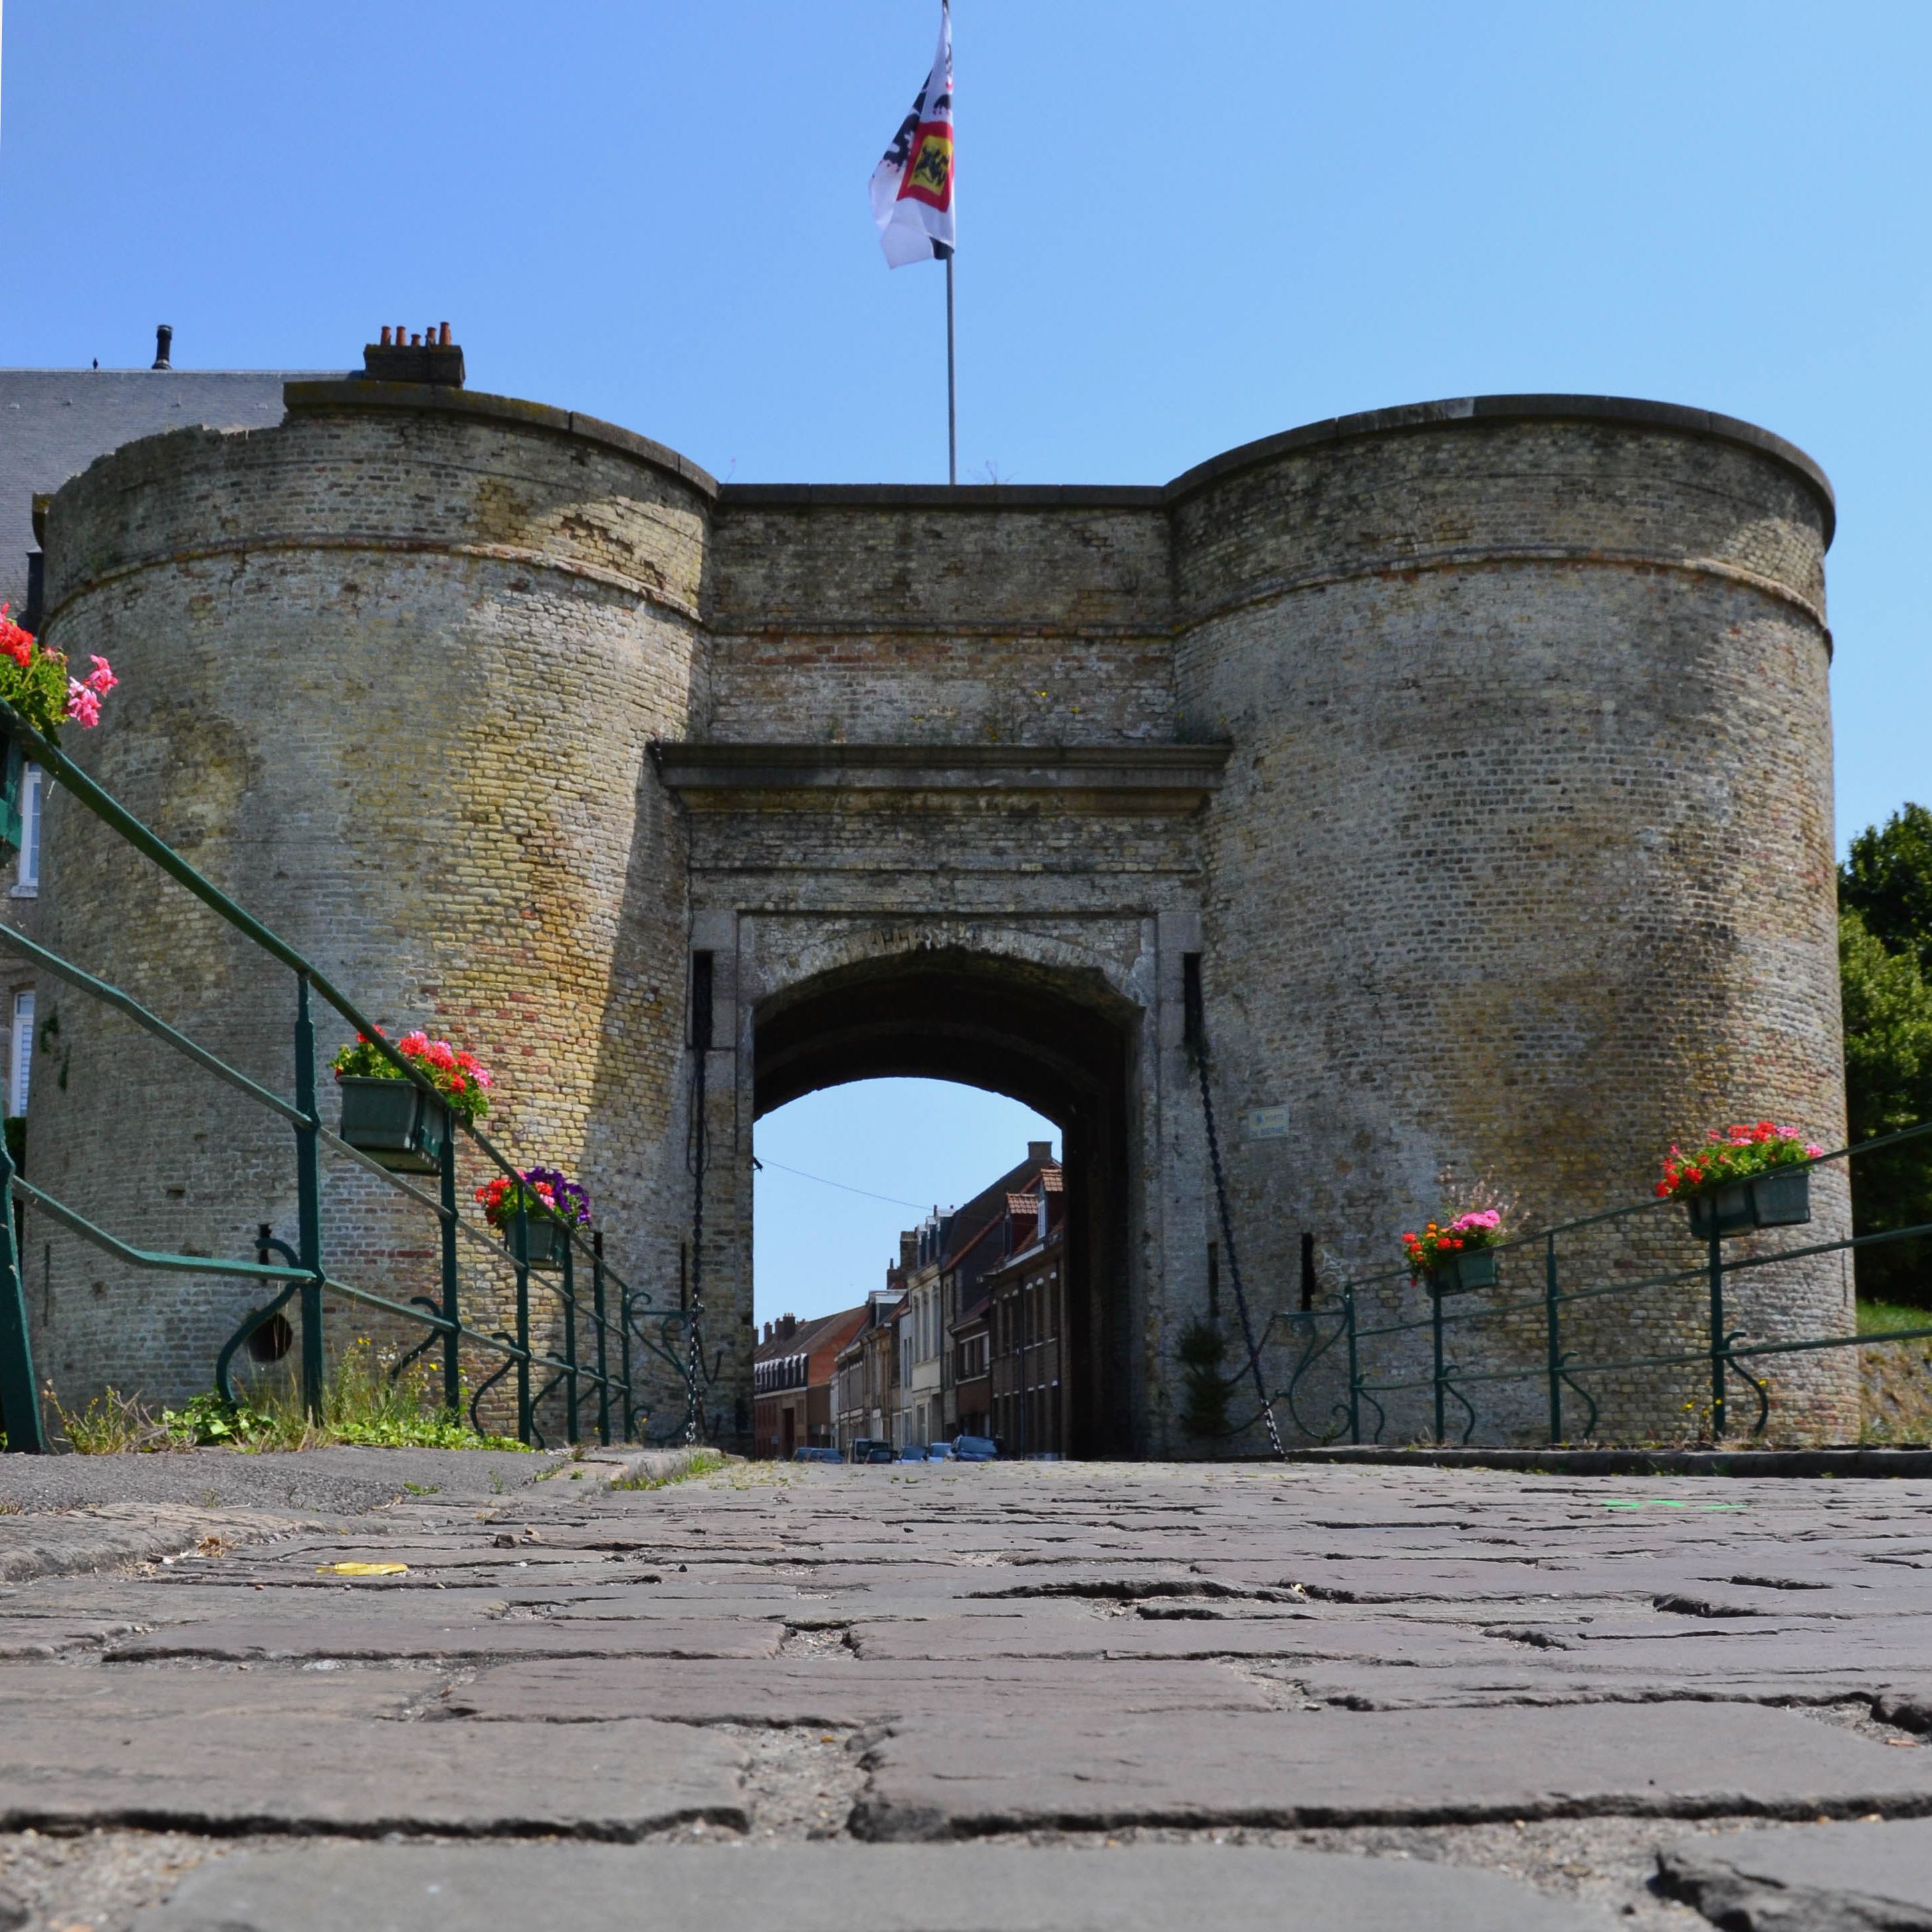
3, 2, 1925, 1319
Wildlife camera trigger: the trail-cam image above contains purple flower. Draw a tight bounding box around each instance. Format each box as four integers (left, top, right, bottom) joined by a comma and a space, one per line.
521, 1166, 592, 1226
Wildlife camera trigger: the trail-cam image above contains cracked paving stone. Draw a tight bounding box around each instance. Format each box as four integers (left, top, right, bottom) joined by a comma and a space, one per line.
0, 1709, 747, 1836
852, 1704, 1932, 1840
105, 1614, 786, 1661
131, 1842, 1619, 1931
443, 1656, 1272, 1725
1658, 1818, 1932, 1931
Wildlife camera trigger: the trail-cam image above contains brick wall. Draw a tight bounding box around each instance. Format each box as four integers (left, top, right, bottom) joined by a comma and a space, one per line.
29, 391, 708, 1427
1172, 408, 1850, 1442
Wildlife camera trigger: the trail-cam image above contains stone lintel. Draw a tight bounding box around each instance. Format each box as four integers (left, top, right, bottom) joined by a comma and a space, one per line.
650, 742, 1231, 809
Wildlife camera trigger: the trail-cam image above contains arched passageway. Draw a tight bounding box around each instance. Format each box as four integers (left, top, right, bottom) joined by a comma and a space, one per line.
752, 949, 1140, 1458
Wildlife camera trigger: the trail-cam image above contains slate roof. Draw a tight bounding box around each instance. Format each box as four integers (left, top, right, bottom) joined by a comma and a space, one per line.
0, 367, 343, 613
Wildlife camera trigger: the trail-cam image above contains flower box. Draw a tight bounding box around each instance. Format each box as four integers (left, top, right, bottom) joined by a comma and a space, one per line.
477, 1166, 591, 1269
1404, 1208, 1504, 1289
504, 1214, 566, 1271
1427, 1248, 1499, 1296
1660, 1122, 1820, 1242
338, 1075, 449, 1175
1685, 1166, 1813, 1242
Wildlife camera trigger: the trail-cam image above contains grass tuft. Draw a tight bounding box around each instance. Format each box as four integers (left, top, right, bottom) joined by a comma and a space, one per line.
49, 1385, 174, 1454
1857, 1297, 1932, 1337
50, 1339, 530, 1454
611, 1448, 730, 1490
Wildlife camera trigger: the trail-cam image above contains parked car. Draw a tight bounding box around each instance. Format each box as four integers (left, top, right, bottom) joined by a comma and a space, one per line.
952, 1434, 998, 1462
924, 1441, 957, 1461
849, 1438, 895, 1464
790, 1446, 842, 1464
897, 1444, 929, 1462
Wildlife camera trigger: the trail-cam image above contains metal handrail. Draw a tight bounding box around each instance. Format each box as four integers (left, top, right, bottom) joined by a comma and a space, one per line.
0, 700, 693, 1453
1292, 1126, 1932, 1450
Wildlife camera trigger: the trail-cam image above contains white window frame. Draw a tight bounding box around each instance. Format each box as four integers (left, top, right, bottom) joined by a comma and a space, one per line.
10, 988, 33, 1117
13, 763, 42, 895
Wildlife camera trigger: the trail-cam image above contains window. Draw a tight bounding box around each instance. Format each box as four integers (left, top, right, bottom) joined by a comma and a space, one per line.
13, 764, 41, 894
9, 989, 32, 1116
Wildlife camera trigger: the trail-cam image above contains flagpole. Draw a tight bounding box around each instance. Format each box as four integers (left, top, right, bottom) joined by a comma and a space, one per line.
943, 0, 955, 486
945, 251, 957, 486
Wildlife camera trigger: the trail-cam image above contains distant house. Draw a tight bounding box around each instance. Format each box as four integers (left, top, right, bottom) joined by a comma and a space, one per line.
899, 1212, 949, 1448
752, 1305, 867, 1459
831, 1286, 905, 1451
935, 1142, 1059, 1441
984, 1167, 1066, 1457
951, 1287, 992, 1440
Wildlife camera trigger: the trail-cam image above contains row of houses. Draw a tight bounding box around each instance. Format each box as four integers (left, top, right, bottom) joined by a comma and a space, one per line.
751, 1141, 1067, 1459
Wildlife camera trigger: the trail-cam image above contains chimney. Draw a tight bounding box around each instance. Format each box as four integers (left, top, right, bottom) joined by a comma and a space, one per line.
899, 1230, 918, 1270
359, 321, 465, 387
763, 1320, 772, 1343
1027, 1140, 1053, 1164
151, 324, 173, 370
780, 1314, 797, 1337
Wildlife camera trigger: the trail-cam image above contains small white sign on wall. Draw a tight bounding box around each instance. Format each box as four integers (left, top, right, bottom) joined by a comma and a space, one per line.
1244, 1104, 1291, 1141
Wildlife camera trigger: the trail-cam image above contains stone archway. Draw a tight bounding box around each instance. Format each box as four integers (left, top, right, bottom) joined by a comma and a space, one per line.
751, 946, 1141, 1457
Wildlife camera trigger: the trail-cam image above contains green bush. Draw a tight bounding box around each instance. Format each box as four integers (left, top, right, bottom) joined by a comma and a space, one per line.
1839, 807, 1932, 1305
1177, 1318, 1232, 1438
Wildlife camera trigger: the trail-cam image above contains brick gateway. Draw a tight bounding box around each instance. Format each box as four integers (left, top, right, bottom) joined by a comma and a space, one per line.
25, 372, 1851, 1451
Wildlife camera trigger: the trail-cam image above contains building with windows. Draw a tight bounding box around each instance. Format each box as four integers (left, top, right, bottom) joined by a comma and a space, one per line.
951, 1290, 991, 1440
986, 1168, 1067, 1458
897, 1212, 949, 1448
751, 1305, 867, 1459
930, 1144, 1059, 1440
831, 1286, 905, 1452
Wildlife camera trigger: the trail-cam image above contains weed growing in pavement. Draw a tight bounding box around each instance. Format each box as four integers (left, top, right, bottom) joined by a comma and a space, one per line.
51, 1340, 530, 1454
49, 1384, 172, 1453
611, 1448, 731, 1491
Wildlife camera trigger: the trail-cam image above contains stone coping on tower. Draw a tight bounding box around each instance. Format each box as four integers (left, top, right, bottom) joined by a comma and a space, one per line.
1164, 393, 1836, 543
281, 379, 722, 498
278, 381, 1833, 542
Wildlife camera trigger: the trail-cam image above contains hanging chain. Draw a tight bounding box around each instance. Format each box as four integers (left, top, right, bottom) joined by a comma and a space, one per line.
683, 959, 712, 1447
1186, 969, 1285, 1461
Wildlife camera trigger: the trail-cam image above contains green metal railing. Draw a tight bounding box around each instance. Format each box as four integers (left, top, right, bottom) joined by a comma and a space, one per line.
1274, 1123, 1932, 1448
0, 704, 702, 1454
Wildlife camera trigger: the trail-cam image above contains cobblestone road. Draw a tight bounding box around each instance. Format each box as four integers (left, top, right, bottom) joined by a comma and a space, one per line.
5, 1451, 1932, 1930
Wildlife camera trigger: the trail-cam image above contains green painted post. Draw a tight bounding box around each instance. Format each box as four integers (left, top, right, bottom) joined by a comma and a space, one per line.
1708, 1221, 1727, 1439
1545, 1230, 1562, 1444
513, 1202, 532, 1444
1344, 1284, 1361, 1445
609, 1237, 633, 1443
592, 1231, 611, 1447
293, 975, 324, 1421
1431, 1282, 1446, 1443
562, 1235, 579, 1445
438, 1128, 459, 1415
0, 1136, 46, 1452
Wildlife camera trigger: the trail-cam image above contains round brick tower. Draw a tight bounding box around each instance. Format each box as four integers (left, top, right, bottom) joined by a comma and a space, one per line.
29, 379, 711, 1420
1172, 399, 1850, 1442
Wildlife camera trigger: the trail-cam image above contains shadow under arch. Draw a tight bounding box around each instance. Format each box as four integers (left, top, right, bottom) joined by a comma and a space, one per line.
753, 946, 1140, 1458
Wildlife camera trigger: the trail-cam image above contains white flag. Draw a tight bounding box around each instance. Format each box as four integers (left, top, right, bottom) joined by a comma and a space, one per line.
869, 6, 954, 269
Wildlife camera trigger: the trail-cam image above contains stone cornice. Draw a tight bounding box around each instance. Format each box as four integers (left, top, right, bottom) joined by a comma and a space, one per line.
650, 741, 1230, 809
